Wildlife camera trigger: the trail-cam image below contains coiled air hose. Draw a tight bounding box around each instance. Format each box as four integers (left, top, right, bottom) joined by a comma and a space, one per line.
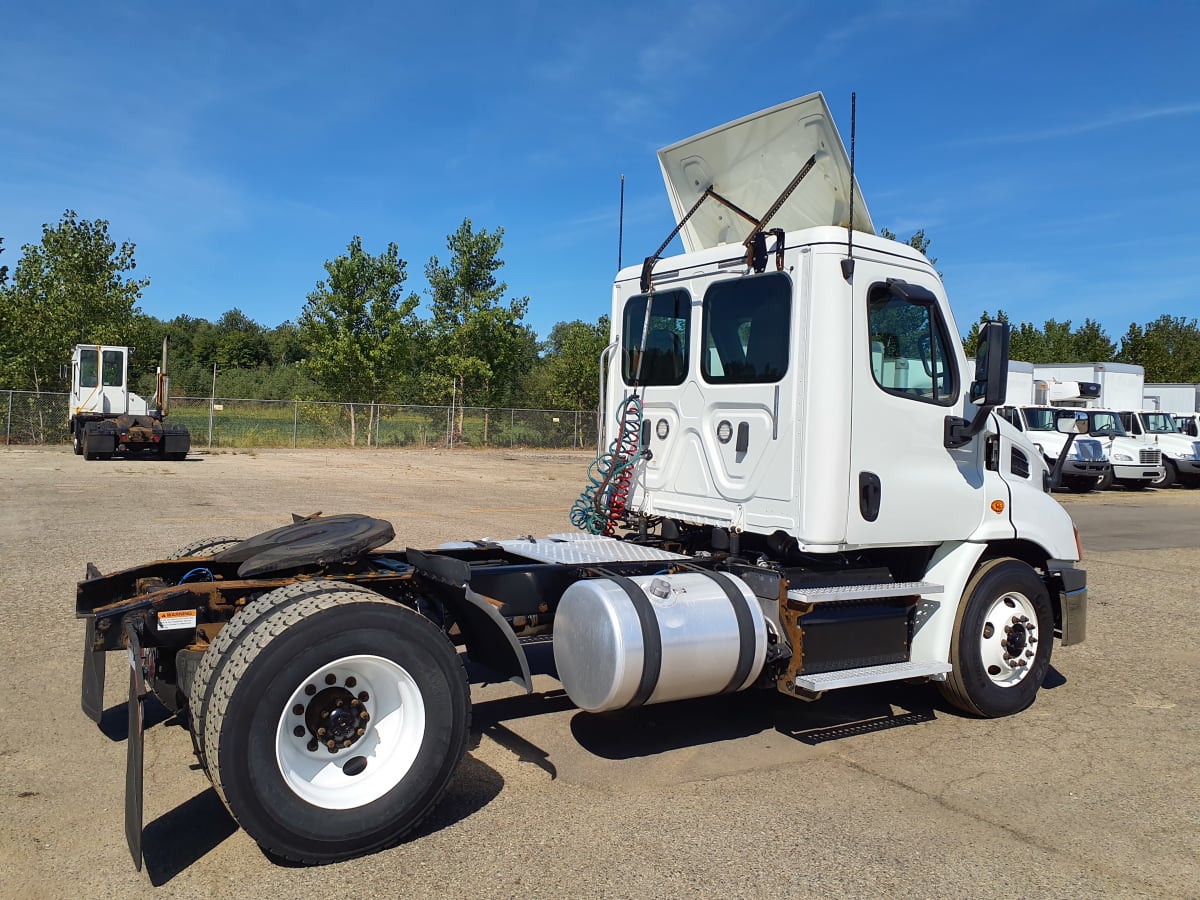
570, 394, 646, 535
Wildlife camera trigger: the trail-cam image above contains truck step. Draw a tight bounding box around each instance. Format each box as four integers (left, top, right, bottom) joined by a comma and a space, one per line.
786, 580, 943, 606
794, 660, 953, 693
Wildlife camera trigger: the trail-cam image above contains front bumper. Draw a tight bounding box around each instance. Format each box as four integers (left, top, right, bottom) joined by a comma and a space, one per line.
1113, 463, 1162, 482
1062, 459, 1109, 477
1046, 561, 1087, 646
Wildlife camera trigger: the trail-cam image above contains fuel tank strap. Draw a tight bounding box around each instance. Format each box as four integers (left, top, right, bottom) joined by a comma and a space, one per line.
605, 574, 663, 707
682, 567, 757, 694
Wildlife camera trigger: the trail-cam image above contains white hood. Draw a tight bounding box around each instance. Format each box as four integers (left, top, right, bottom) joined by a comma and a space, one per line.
657, 92, 873, 253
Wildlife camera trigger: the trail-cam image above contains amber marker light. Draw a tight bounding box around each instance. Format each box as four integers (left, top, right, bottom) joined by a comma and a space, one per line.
990, 500, 1005, 514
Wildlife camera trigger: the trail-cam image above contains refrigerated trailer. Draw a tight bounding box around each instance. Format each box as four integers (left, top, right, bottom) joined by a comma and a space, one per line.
76, 92, 1088, 871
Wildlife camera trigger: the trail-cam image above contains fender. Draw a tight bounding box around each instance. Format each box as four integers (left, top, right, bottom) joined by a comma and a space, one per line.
406, 549, 533, 693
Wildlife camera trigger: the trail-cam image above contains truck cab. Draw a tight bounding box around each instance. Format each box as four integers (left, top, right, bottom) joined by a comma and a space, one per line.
997, 405, 1109, 492
1118, 410, 1200, 488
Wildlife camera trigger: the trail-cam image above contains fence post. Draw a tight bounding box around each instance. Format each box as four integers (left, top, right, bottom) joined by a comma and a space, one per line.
5, 390, 11, 446
575, 411, 580, 449
293, 400, 299, 448
510, 408, 515, 448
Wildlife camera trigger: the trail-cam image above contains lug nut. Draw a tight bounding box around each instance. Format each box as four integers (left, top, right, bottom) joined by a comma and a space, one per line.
336, 699, 344, 708
345, 677, 357, 688
1020, 615, 1029, 623
342, 740, 352, 748
317, 727, 326, 737
321, 710, 330, 720
293, 726, 305, 738
1026, 650, 1034, 658
325, 673, 337, 685
326, 740, 336, 750
307, 739, 319, 752
304, 684, 316, 696
358, 691, 369, 702
360, 710, 369, 720
351, 699, 360, 707
356, 728, 365, 736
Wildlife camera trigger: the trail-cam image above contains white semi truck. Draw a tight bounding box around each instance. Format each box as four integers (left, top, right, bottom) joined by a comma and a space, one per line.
1142, 382, 1200, 415
1030, 364, 1163, 490
76, 93, 1087, 871
66, 341, 190, 460
997, 362, 1110, 492
1116, 409, 1200, 488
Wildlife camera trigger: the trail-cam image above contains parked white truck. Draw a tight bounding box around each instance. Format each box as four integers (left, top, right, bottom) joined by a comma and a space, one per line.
77, 93, 1087, 871
1143, 382, 1200, 415
1117, 409, 1200, 488
998, 362, 1110, 492
66, 341, 190, 460
1030, 363, 1163, 489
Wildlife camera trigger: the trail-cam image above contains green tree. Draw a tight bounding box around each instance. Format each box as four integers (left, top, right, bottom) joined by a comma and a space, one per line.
878, 227, 938, 269
423, 219, 534, 441
0, 211, 149, 390
1116, 315, 1200, 382
298, 236, 420, 445
533, 316, 611, 410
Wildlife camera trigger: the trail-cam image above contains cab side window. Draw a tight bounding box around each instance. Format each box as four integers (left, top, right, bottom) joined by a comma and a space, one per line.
868, 285, 957, 405
622, 289, 690, 386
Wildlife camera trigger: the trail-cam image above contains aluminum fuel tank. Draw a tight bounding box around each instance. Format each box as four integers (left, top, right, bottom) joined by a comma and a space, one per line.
552, 571, 767, 712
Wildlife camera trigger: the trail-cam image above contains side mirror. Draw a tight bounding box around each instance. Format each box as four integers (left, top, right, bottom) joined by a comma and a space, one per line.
970, 321, 1010, 406
1056, 412, 1088, 435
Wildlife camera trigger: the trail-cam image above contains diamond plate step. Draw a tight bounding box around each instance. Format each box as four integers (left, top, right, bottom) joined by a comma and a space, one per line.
794, 660, 953, 693
786, 580, 943, 606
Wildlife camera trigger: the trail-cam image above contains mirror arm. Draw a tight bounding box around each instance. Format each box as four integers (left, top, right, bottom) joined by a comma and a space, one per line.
944, 403, 995, 449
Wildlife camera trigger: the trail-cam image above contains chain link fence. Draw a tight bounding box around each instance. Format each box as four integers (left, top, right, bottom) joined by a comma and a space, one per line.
3, 390, 600, 451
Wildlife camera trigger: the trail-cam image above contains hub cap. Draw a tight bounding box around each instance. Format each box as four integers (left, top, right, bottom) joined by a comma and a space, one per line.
978, 592, 1039, 687
276, 654, 426, 809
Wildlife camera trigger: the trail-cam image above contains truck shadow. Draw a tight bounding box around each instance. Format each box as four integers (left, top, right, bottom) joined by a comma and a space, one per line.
142, 754, 505, 883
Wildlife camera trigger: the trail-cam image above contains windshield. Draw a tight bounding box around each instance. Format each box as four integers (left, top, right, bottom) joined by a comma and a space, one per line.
1088, 411, 1127, 437
1141, 412, 1180, 434
1023, 408, 1057, 431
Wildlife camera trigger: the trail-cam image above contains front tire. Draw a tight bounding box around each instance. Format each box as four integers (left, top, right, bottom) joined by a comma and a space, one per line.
198, 588, 470, 863
939, 558, 1053, 718
72, 427, 83, 455
1150, 459, 1177, 489
1096, 468, 1115, 490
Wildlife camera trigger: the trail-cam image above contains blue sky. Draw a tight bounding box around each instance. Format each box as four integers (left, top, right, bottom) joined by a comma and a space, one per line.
2, 1, 1196, 344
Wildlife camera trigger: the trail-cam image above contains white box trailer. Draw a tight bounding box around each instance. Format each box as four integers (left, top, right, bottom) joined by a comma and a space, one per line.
1143, 383, 1200, 413
1033, 362, 1145, 410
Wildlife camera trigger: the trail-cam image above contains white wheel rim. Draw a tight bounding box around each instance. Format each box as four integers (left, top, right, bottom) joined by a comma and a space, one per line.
978, 592, 1039, 688
276, 654, 426, 809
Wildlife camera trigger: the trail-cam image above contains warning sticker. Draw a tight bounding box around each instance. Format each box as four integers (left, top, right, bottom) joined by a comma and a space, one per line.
157, 609, 198, 631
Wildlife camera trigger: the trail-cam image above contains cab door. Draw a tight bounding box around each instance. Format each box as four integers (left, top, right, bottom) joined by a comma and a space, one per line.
73, 346, 128, 415
843, 265, 983, 546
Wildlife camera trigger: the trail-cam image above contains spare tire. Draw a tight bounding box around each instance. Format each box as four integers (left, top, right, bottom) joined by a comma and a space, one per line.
211, 514, 395, 577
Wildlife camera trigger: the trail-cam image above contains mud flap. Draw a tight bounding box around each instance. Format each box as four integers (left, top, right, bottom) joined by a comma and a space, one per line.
124, 620, 146, 872
81, 615, 106, 724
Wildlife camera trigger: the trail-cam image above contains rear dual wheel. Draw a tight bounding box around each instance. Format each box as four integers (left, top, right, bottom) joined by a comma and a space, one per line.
190, 581, 470, 863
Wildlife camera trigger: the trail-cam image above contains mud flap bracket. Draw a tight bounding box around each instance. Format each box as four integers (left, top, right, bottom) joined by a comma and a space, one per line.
81, 615, 106, 724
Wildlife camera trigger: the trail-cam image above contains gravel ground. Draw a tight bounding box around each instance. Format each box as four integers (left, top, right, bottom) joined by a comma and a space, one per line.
0, 446, 1197, 899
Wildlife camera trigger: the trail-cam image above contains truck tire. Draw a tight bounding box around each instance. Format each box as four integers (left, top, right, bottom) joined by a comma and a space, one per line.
199, 589, 470, 863
1096, 469, 1115, 490
1062, 475, 1098, 493
1149, 460, 1177, 489
166, 537, 245, 559
188, 580, 380, 773
939, 558, 1053, 718
72, 426, 83, 455
1116, 479, 1149, 491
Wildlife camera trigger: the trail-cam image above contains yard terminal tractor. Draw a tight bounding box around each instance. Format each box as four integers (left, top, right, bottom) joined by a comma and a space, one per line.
75, 93, 1087, 869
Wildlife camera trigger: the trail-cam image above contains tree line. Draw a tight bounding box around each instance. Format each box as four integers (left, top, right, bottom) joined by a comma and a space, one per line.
3, 216, 1198, 417
0, 213, 610, 417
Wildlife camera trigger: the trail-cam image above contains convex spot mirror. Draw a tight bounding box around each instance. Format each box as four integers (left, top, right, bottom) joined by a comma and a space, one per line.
1056, 412, 1089, 435
971, 321, 1010, 406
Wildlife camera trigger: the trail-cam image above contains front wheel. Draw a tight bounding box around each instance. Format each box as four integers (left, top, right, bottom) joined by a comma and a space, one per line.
1149, 460, 1177, 489
939, 558, 1053, 718
72, 427, 83, 455
1096, 468, 1115, 490
199, 589, 471, 863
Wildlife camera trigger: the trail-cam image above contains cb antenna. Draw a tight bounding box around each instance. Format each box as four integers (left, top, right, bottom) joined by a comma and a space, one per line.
618, 174, 625, 271
841, 92, 857, 282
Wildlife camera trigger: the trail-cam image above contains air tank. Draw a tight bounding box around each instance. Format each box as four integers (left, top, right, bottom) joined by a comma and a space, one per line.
552, 571, 767, 713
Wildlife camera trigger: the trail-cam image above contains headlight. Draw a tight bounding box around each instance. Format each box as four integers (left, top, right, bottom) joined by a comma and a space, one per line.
1113, 453, 1133, 462
1170, 450, 1193, 460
